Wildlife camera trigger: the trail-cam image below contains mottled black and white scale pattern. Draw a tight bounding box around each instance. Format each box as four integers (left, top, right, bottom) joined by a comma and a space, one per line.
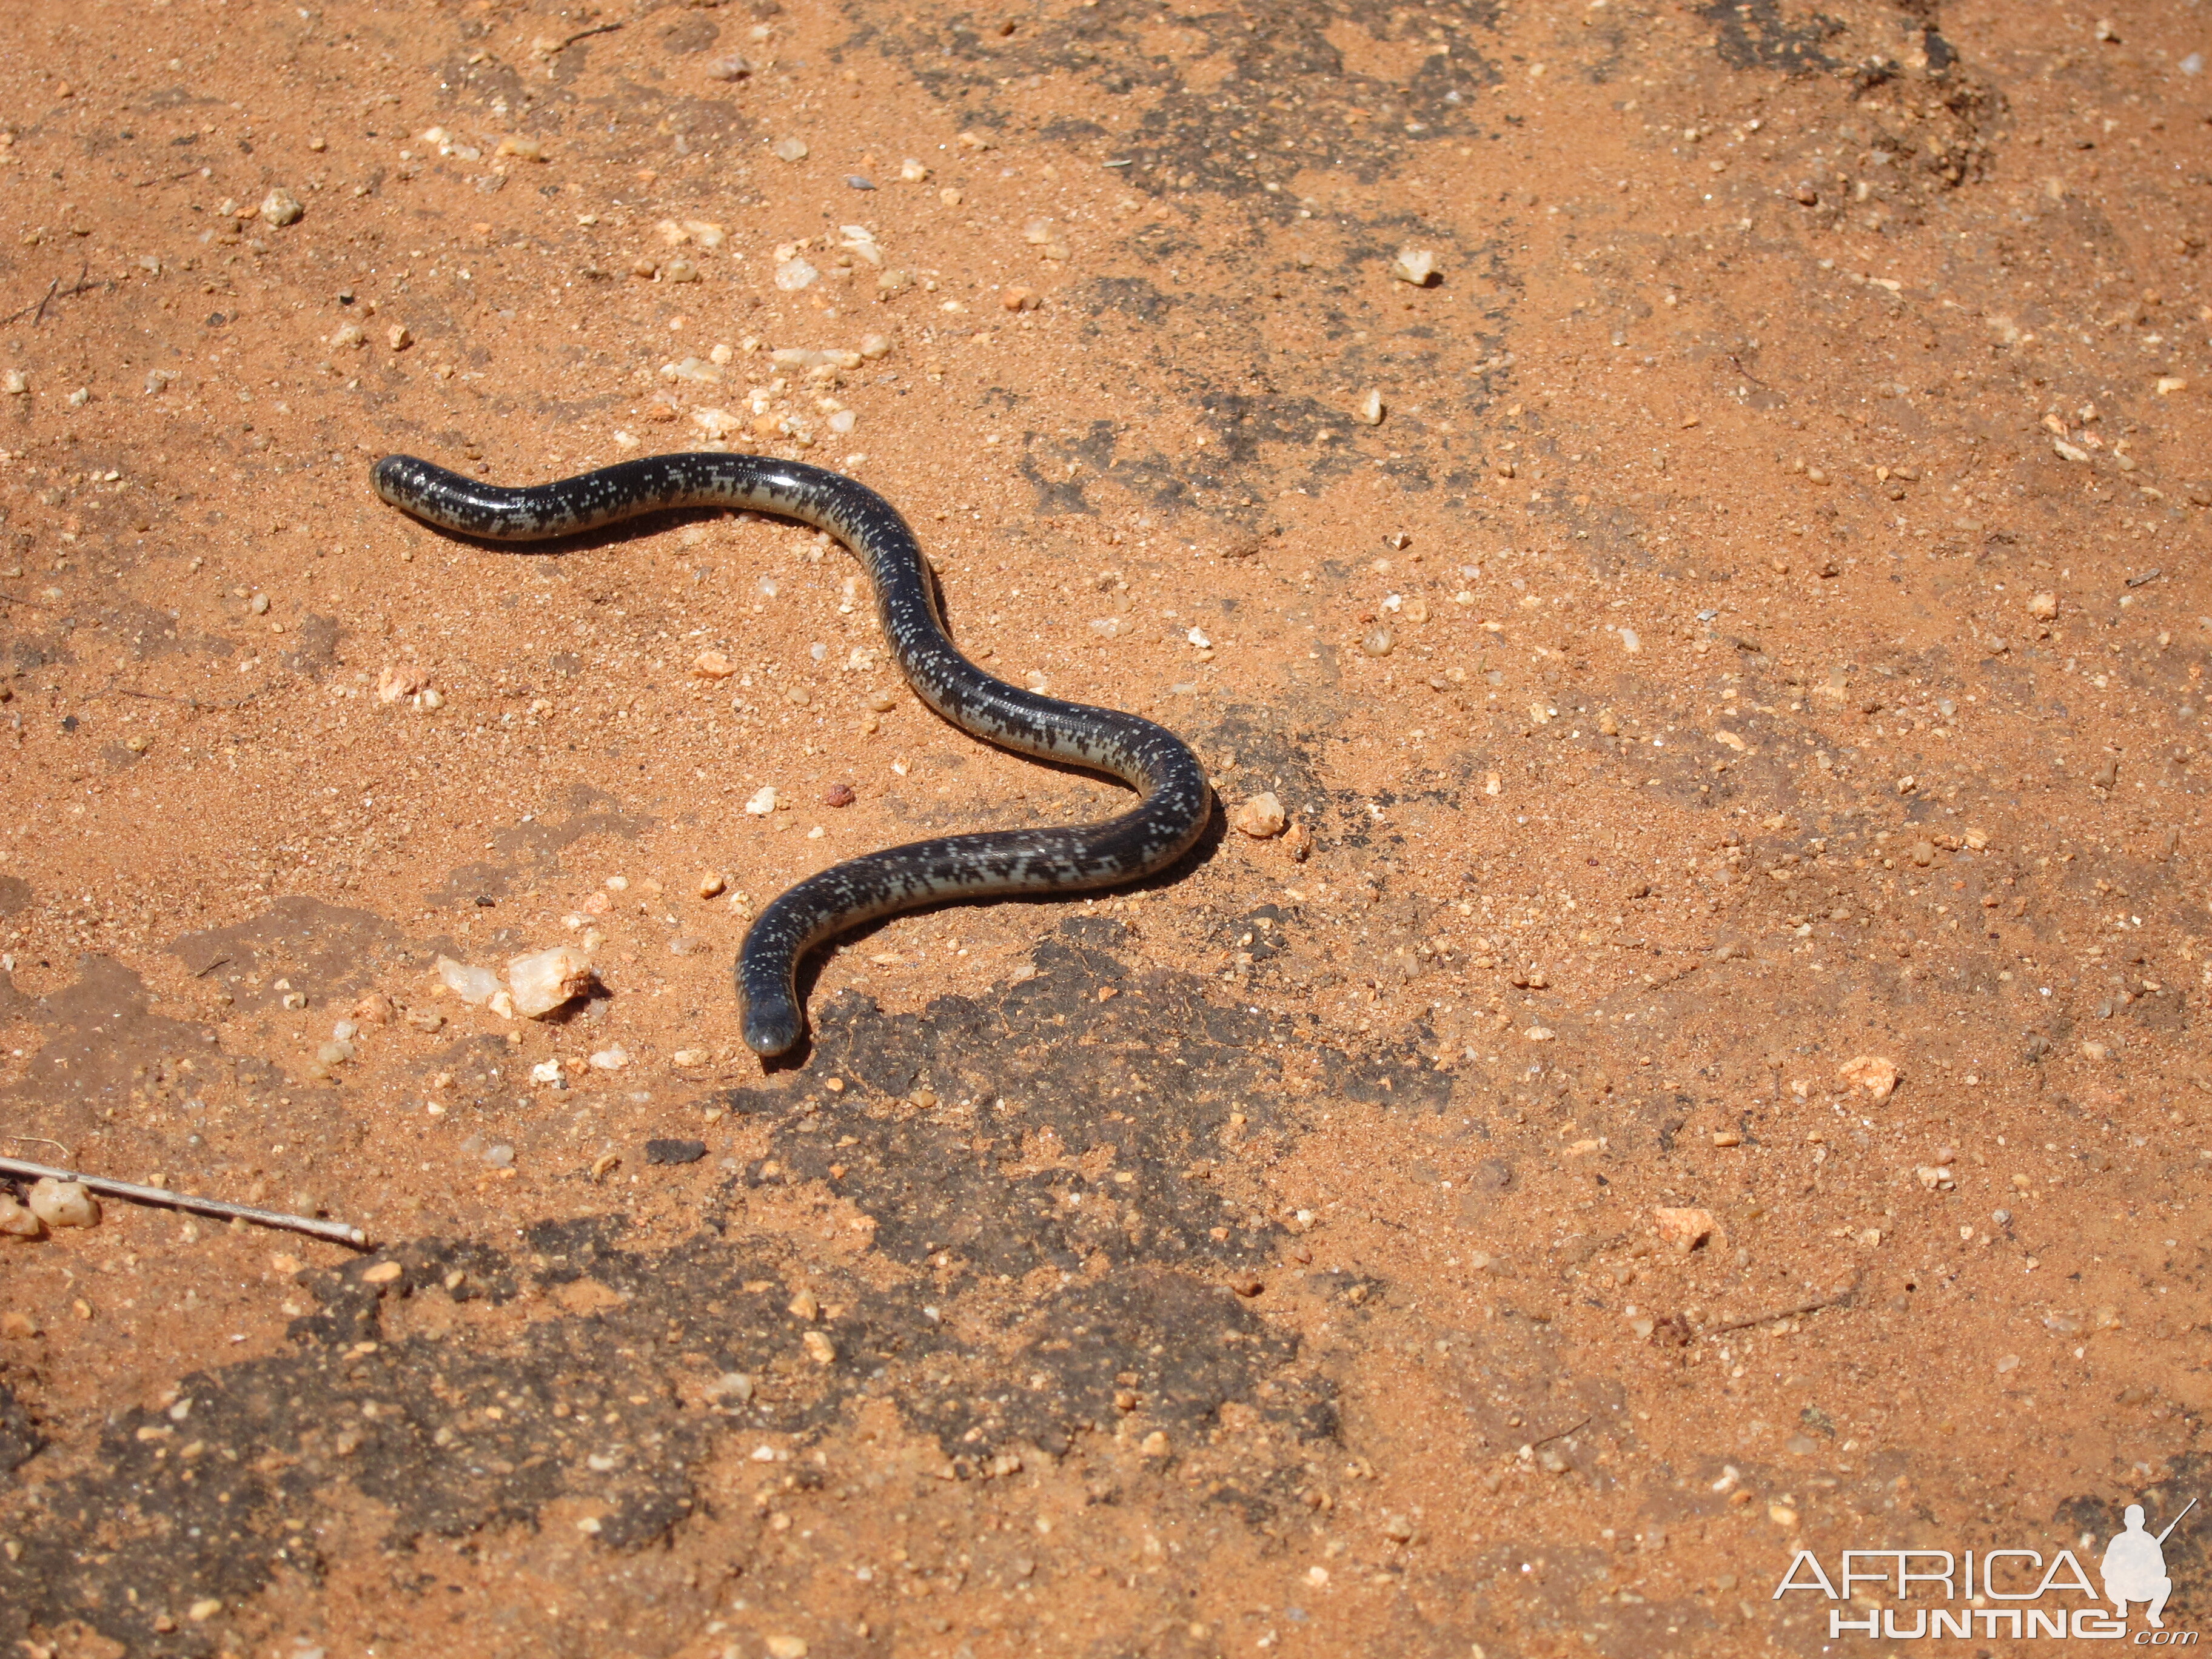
372, 452, 1212, 1056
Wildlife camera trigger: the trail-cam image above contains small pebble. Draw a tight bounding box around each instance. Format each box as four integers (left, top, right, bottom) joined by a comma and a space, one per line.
0, 1195, 44, 1239
484, 1144, 516, 1169
774, 257, 820, 291
1653, 1205, 1715, 1252
845, 175, 876, 190
2, 370, 27, 395
802, 1330, 837, 1365
698, 871, 728, 898
691, 650, 737, 679
1360, 627, 1394, 658
1000, 285, 1037, 312
507, 946, 594, 1018
1837, 1054, 1900, 1099
746, 786, 780, 816
702, 53, 751, 81
2027, 591, 2059, 620
1390, 247, 1438, 285
672, 1048, 709, 1067
823, 783, 857, 808
1139, 1430, 1170, 1457
786, 686, 812, 707
901, 157, 931, 181
772, 136, 809, 163
646, 1138, 708, 1165
589, 1045, 630, 1071
27, 1179, 99, 1229
260, 188, 304, 227
766, 1638, 809, 1659
1232, 792, 1287, 838
1355, 389, 1386, 426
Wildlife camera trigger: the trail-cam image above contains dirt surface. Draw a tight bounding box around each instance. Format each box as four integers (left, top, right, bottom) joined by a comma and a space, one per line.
2, 0, 2209, 1654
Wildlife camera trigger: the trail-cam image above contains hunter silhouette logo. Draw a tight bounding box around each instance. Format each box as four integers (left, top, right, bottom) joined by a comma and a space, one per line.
2106, 1499, 2195, 1631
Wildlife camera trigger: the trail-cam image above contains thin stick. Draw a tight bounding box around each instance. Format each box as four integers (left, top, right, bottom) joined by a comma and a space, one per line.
560, 20, 624, 47
1528, 1415, 1591, 1450
0, 278, 58, 329
1700, 1287, 1855, 1338
2, 264, 113, 329
0, 1156, 368, 1247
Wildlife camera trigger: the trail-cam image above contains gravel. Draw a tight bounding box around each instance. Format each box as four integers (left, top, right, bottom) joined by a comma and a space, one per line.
1232, 793, 1287, 838
27, 1179, 99, 1228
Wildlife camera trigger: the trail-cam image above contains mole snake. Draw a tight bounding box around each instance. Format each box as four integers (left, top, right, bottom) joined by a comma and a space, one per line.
372, 451, 1211, 1056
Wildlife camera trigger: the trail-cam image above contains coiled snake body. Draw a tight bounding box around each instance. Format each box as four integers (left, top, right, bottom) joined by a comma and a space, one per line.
372, 452, 1210, 1056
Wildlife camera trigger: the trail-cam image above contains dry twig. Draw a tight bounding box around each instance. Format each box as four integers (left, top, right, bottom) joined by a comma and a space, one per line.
1, 1155, 369, 1247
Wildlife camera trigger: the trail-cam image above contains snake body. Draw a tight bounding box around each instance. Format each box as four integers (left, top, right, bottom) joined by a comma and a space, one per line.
372, 452, 1210, 1056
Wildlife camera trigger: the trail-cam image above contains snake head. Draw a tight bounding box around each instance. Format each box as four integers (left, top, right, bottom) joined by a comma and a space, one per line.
740, 994, 806, 1058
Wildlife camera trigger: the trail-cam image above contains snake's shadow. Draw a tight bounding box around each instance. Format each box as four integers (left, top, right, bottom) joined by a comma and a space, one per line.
382, 496, 1232, 1074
